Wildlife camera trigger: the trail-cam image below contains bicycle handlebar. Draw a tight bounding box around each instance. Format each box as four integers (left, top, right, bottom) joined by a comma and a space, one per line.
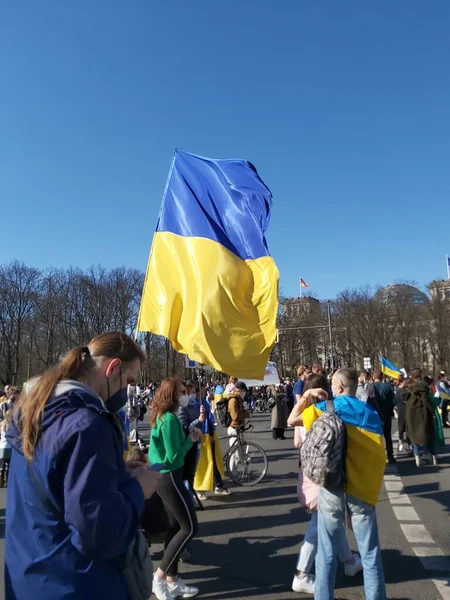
241, 422, 253, 432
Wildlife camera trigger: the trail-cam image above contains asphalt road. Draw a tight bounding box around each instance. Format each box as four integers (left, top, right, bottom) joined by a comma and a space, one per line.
0, 412, 449, 599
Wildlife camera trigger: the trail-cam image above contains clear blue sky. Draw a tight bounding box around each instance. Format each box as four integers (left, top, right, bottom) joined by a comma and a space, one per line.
2, 1, 450, 300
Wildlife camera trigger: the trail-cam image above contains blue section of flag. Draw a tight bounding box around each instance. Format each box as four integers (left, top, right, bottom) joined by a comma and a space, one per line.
156, 150, 273, 260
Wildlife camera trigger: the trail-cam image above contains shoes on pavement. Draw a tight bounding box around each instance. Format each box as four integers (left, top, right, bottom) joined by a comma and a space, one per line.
415, 455, 422, 467
387, 457, 397, 464
167, 578, 199, 598
345, 553, 363, 577
153, 575, 173, 600
215, 487, 231, 495
197, 491, 207, 500
292, 573, 315, 594
398, 442, 404, 452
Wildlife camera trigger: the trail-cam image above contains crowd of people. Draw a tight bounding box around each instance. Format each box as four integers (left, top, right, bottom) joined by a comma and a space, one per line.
0, 336, 448, 600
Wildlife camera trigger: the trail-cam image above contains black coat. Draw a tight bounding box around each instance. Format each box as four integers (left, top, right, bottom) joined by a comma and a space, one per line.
405, 380, 434, 446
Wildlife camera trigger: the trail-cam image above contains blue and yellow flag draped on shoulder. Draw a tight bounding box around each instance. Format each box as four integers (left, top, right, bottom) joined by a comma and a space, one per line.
380, 355, 402, 379
303, 396, 385, 505
137, 150, 279, 379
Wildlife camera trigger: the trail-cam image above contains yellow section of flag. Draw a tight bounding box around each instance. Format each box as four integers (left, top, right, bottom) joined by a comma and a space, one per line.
138, 232, 279, 378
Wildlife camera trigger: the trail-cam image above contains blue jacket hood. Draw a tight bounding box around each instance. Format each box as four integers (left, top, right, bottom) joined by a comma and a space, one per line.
7, 380, 107, 455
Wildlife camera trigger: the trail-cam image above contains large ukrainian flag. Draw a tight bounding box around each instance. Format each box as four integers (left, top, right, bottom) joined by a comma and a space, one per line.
137, 150, 279, 379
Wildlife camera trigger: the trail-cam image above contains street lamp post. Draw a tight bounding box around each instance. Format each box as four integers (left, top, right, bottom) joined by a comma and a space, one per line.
327, 300, 334, 369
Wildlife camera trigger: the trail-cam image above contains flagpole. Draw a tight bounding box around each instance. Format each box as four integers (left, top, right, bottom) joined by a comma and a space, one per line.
299, 278, 302, 298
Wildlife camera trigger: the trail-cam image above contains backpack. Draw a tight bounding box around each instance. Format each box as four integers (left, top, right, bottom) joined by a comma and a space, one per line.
300, 400, 347, 490
216, 398, 231, 427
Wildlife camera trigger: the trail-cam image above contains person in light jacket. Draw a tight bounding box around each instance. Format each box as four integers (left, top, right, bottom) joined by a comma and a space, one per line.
269, 385, 288, 440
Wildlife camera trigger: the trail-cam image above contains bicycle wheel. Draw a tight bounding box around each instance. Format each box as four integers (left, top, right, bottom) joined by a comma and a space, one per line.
226, 441, 268, 486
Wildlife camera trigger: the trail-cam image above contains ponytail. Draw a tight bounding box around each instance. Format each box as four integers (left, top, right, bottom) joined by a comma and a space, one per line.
17, 347, 92, 460
15, 332, 144, 460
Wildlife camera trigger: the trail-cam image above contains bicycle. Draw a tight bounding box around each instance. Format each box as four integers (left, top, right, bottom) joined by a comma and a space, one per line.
254, 395, 272, 413
219, 423, 268, 486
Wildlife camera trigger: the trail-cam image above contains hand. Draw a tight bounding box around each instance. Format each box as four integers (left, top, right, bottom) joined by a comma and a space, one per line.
126, 460, 147, 472
303, 388, 328, 403
199, 405, 206, 422
189, 427, 202, 442
131, 466, 161, 499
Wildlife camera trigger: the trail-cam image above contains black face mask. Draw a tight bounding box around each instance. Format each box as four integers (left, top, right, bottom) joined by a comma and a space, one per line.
105, 366, 128, 414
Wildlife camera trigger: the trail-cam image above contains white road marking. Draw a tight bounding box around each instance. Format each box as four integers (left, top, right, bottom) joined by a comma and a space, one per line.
392, 506, 420, 521
400, 524, 434, 544
432, 579, 450, 600
387, 491, 411, 505
414, 548, 450, 572
384, 467, 450, 599
384, 480, 404, 492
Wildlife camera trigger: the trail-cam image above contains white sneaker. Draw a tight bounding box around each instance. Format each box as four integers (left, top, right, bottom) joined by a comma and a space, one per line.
398, 442, 404, 452
345, 553, 363, 577
415, 455, 422, 467
153, 575, 173, 600
168, 578, 199, 598
292, 573, 315, 594
432, 455, 438, 466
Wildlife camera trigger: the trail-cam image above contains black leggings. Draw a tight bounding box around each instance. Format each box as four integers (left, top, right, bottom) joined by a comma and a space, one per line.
273, 427, 285, 439
157, 468, 198, 576
210, 437, 224, 489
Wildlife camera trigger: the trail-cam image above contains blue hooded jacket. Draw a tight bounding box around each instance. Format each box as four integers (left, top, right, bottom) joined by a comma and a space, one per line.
5, 381, 145, 600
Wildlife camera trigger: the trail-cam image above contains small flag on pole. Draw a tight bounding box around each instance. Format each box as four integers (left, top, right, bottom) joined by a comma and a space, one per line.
300, 279, 309, 288
380, 355, 402, 379
446, 255, 450, 280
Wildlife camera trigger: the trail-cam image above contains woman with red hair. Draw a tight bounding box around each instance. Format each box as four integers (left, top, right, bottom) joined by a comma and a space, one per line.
149, 378, 201, 600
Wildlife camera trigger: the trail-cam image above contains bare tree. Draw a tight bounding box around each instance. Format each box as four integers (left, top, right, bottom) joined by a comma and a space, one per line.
0, 262, 40, 384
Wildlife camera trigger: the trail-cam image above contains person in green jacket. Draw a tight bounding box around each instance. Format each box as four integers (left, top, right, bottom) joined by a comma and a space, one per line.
149, 377, 201, 600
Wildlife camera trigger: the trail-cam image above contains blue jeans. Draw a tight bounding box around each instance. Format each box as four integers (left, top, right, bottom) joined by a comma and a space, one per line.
315, 488, 386, 600
297, 510, 353, 574
412, 443, 435, 457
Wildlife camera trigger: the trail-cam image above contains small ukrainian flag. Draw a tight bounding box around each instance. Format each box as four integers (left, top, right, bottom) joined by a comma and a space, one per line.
380, 355, 402, 379
137, 151, 279, 379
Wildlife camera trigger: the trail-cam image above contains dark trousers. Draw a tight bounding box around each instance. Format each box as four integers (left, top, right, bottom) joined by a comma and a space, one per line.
211, 438, 224, 489
442, 401, 449, 427
397, 416, 410, 445
273, 427, 285, 440
157, 468, 199, 576
382, 412, 394, 459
